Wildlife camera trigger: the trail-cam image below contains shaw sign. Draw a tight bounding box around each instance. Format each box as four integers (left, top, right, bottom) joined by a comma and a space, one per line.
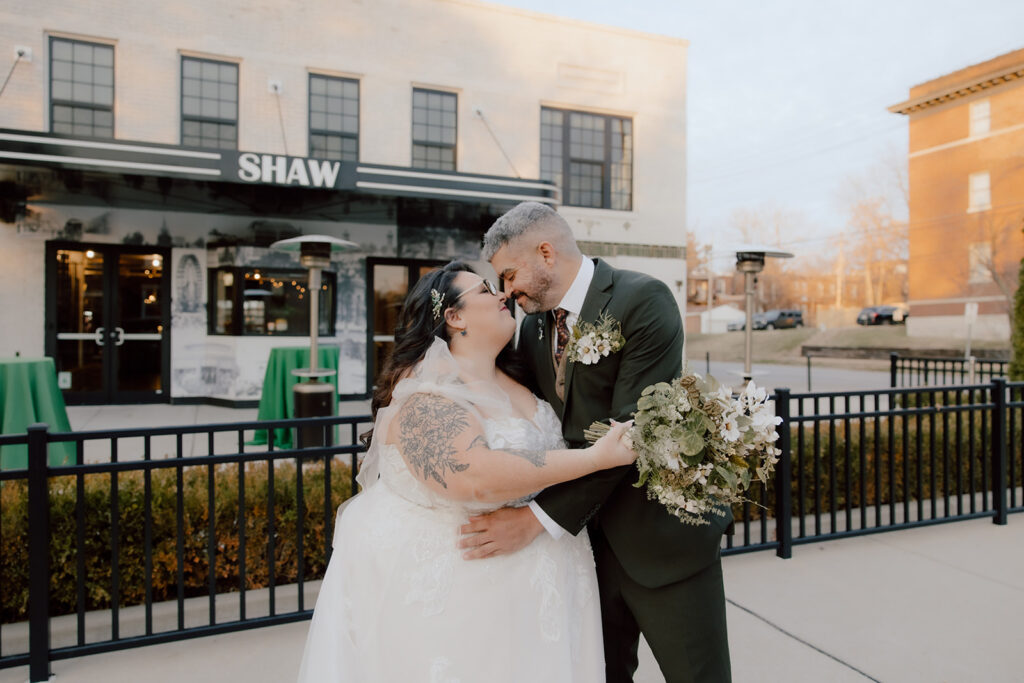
234, 152, 348, 189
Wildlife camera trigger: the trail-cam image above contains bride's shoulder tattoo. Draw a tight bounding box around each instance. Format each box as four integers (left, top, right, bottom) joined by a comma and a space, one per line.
398, 393, 471, 488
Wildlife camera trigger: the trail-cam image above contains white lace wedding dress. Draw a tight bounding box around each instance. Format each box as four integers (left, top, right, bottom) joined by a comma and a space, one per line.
296, 340, 604, 682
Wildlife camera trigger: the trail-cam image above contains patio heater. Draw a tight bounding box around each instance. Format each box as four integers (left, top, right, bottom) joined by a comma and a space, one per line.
734, 245, 794, 386
270, 235, 359, 447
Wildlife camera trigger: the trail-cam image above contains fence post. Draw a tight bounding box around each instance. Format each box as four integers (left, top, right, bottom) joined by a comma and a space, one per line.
26, 423, 52, 682
991, 378, 1008, 526
889, 352, 899, 389
774, 388, 792, 559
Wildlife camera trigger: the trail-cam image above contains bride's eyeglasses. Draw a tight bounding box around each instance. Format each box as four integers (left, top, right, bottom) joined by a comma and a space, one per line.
455, 278, 499, 301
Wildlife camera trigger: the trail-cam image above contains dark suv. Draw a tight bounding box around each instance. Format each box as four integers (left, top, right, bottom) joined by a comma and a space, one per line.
753, 309, 804, 330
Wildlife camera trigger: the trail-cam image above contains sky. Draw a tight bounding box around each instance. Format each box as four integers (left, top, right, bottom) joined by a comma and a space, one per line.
495, 0, 1024, 260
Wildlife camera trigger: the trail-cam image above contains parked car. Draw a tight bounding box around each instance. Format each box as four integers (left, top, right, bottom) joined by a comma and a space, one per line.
857, 305, 908, 325
727, 318, 745, 331
752, 309, 804, 330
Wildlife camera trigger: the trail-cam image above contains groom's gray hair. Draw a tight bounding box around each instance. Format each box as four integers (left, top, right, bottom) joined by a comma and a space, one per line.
482, 202, 579, 261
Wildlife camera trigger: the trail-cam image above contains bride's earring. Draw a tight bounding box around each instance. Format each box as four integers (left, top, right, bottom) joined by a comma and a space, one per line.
460, 329, 467, 336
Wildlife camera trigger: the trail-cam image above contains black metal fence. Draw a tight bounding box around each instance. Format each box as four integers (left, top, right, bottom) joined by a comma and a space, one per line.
2, 380, 1022, 680
890, 352, 1009, 388
0, 414, 371, 682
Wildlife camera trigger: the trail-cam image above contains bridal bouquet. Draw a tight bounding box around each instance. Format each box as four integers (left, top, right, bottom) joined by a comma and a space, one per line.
585, 373, 782, 526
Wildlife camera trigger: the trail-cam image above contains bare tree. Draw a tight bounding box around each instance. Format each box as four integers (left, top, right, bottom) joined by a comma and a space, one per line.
836, 159, 909, 306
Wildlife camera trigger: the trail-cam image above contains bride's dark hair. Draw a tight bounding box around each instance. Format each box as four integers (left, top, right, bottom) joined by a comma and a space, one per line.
362, 260, 527, 446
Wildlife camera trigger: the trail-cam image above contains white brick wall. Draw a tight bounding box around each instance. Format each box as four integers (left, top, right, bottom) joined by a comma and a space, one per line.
0, 0, 688, 248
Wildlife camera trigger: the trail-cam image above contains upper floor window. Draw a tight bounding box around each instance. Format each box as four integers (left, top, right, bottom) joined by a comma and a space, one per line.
969, 99, 990, 137
540, 107, 633, 210
181, 57, 238, 149
411, 88, 456, 171
50, 37, 114, 138
308, 74, 359, 161
968, 242, 993, 284
968, 171, 991, 212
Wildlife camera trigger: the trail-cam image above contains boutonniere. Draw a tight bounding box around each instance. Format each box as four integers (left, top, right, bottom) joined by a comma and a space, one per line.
567, 312, 625, 365
537, 316, 544, 341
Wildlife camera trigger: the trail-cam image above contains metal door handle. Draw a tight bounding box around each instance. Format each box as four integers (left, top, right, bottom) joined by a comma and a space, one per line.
113, 327, 125, 346
95, 327, 105, 346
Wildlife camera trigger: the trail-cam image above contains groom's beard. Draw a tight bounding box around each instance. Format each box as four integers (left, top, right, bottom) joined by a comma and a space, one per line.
512, 273, 555, 315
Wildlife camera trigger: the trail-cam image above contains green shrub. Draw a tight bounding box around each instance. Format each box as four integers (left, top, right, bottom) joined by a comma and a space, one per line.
733, 408, 1023, 522
1010, 249, 1024, 381
1, 460, 353, 623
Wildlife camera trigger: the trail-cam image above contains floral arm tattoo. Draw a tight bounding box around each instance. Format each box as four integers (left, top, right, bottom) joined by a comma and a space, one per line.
399, 394, 472, 488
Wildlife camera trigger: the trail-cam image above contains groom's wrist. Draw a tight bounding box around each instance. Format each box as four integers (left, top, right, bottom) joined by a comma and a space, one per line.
528, 500, 567, 540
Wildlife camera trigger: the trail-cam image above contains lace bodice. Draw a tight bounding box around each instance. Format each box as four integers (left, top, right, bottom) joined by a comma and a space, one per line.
377, 396, 566, 514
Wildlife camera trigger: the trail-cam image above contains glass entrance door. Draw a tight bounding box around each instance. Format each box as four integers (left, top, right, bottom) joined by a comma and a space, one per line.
367, 259, 443, 393
47, 244, 170, 404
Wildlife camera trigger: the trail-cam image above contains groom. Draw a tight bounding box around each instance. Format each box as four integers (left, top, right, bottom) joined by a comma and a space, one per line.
460, 202, 732, 682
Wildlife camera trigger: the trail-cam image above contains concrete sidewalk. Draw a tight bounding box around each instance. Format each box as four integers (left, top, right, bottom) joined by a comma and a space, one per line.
3, 403, 1020, 682
2, 518, 1019, 683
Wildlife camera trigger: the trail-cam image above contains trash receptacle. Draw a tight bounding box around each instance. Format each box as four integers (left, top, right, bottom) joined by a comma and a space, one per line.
293, 380, 335, 448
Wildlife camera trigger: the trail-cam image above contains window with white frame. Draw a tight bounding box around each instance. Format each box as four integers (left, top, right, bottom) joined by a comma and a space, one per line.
969, 99, 990, 138
968, 172, 990, 212
968, 242, 993, 283
50, 37, 114, 138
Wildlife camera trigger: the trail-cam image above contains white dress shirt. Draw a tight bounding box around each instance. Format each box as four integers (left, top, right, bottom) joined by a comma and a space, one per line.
529, 256, 595, 539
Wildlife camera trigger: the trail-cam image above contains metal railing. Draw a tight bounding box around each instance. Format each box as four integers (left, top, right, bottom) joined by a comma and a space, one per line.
890, 352, 1009, 388
0, 414, 371, 682
2, 381, 1022, 680
722, 378, 1023, 558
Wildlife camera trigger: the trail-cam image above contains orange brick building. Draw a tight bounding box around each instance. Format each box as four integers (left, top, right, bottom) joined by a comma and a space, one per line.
889, 48, 1024, 340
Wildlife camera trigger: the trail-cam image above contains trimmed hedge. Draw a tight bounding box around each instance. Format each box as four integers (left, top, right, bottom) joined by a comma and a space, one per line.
1, 460, 353, 623
734, 410, 1023, 522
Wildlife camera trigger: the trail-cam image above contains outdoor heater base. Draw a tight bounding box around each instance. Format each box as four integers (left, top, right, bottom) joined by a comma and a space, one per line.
293, 380, 335, 448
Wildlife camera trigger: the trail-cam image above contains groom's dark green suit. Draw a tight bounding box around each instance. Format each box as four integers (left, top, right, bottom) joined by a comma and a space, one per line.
519, 258, 732, 683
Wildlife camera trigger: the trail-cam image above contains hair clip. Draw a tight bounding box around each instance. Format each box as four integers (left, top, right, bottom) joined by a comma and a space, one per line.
430, 289, 445, 322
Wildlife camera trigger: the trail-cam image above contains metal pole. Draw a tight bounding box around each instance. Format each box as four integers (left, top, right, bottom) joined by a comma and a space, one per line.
27, 423, 51, 682
743, 270, 754, 384
991, 378, 1008, 525
309, 266, 320, 374
774, 389, 792, 559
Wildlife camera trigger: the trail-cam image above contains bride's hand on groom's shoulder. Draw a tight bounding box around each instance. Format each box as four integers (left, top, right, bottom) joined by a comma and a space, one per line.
590, 420, 636, 469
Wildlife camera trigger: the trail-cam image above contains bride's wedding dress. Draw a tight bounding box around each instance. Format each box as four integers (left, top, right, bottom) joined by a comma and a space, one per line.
296, 340, 604, 682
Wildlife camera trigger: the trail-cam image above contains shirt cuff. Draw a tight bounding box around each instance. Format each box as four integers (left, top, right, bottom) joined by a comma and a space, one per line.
529, 500, 566, 540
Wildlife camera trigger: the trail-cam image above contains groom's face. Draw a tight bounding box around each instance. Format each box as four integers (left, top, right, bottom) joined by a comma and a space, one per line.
490, 242, 557, 315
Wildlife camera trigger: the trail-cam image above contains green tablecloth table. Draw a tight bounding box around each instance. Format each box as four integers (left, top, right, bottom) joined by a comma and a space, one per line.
251, 346, 340, 449
0, 357, 75, 469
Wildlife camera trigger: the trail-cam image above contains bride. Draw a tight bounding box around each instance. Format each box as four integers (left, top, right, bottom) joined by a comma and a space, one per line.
296, 261, 634, 682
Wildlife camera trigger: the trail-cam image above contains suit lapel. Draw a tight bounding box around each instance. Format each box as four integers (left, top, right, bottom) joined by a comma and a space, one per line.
523, 313, 562, 413
560, 259, 614, 420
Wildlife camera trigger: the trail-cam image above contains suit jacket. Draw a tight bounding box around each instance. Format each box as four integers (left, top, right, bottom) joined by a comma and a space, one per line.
521, 258, 731, 588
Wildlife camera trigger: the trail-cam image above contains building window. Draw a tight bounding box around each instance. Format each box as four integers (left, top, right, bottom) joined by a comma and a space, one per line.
50, 37, 114, 138
968, 242, 993, 283
968, 171, 991, 212
181, 57, 238, 149
969, 99, 990, 137
411, 88, 457, 171
541, 107, 633, 211
209, 267, 335, 336
309, 74, 359, 161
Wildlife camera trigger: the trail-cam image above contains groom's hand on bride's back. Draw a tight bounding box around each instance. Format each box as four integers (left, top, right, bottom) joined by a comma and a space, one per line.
458, 506, 544, 560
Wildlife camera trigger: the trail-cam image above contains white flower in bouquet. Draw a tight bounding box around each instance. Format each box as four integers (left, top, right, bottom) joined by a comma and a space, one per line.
585, 372, 782, 526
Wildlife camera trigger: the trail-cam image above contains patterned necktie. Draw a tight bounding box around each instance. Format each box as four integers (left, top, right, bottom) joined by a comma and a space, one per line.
553, 308, 571, 366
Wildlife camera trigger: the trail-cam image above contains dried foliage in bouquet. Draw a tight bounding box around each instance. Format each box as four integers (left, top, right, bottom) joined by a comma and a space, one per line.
586, 373, 781, 525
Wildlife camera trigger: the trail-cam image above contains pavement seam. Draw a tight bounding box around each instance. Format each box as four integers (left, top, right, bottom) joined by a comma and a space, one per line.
725, 598, 883, 683
867, 524, 1024, 594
